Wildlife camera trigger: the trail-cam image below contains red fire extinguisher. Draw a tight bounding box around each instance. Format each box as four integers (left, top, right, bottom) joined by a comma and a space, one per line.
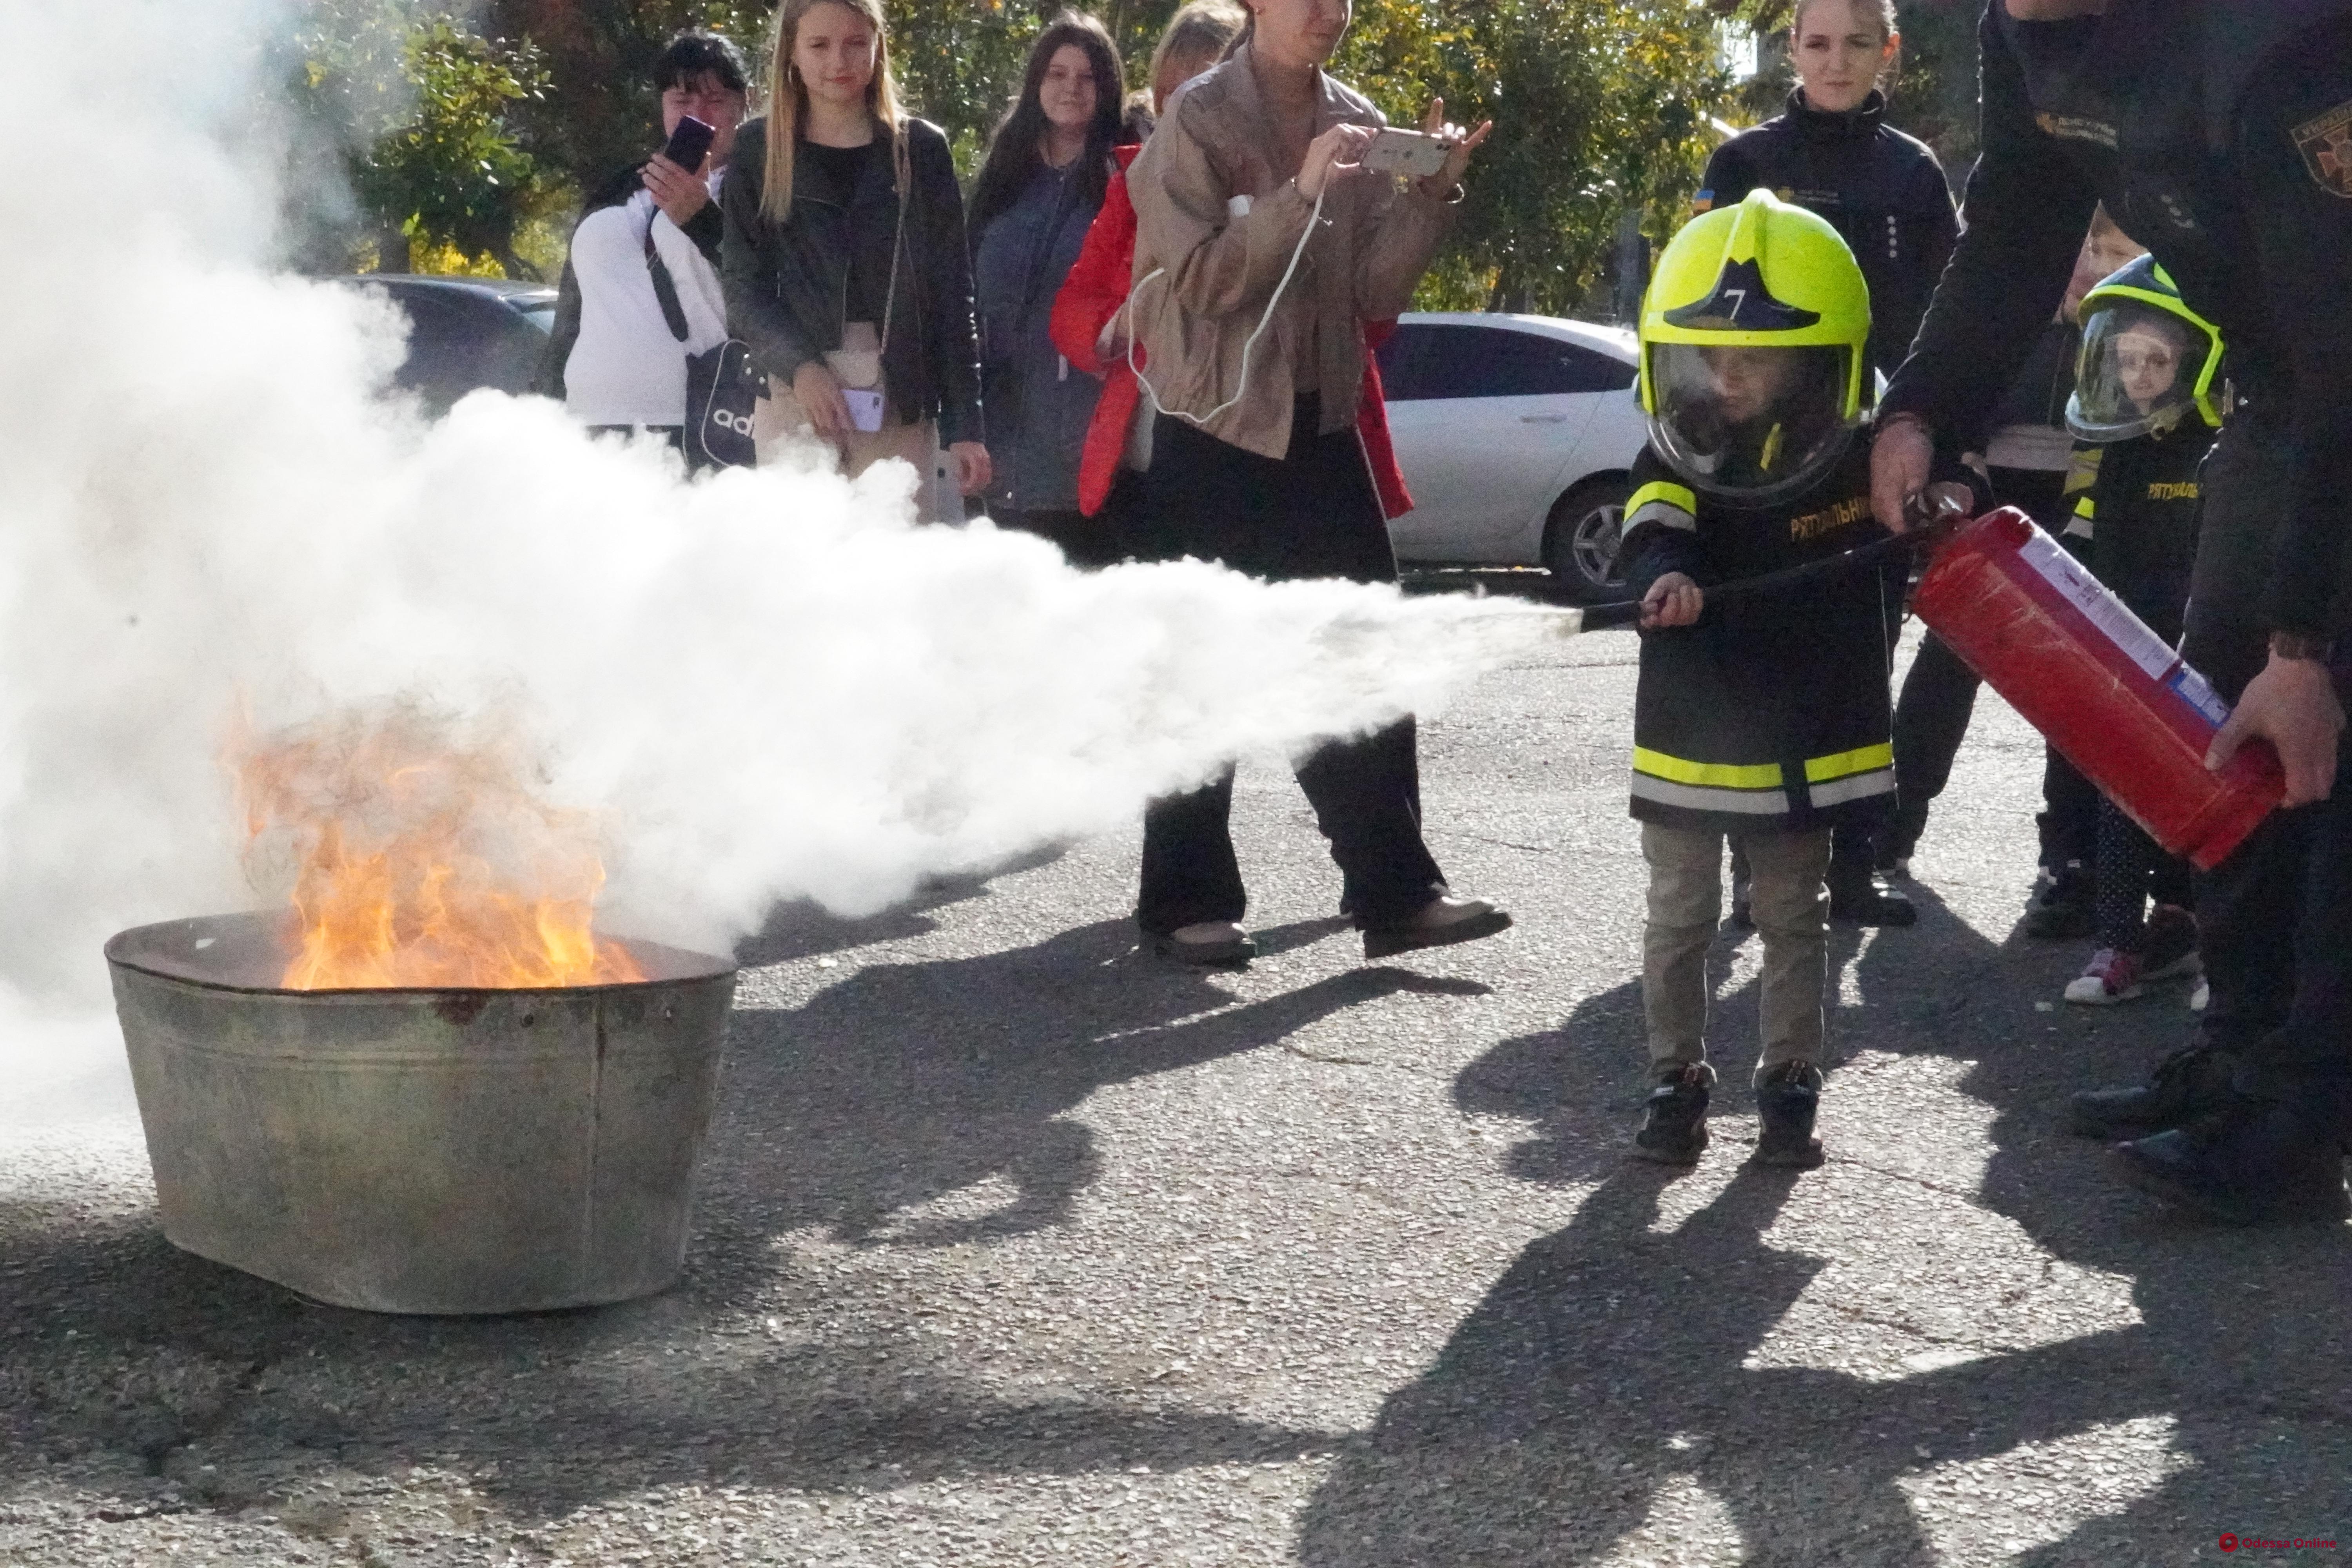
1911, 507, 2283, 870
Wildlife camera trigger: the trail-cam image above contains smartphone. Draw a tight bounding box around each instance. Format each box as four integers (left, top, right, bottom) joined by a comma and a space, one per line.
660, 115, 717, 173
843, 388, 886, 434
1360, 127, 1456, 179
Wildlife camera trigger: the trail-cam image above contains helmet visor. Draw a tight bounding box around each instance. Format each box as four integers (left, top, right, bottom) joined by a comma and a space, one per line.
1644, 342, 1855, 504
2067, 300, 2218, 441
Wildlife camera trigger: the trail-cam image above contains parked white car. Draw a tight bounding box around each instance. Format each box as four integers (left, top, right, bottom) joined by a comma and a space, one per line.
1374, 312, 1651, 601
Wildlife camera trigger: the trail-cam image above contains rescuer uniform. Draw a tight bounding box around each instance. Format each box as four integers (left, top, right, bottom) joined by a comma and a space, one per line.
1879, 0, 2352, 1223
1621, 191, 1961, 1171
1696, 88, 1959, 384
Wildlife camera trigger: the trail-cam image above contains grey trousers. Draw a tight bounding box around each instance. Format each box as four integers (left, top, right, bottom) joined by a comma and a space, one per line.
1642, 822, 1832, 1080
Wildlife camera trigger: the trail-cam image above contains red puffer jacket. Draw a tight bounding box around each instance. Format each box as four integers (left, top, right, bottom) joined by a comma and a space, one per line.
1049, 144, 1415, 520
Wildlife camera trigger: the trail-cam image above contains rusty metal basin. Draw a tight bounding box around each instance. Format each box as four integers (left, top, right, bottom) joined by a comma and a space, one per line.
105, 911, 737, 1314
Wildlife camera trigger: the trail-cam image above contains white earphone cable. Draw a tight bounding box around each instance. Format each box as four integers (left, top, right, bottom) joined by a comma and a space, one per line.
1121, 182, 1330, 428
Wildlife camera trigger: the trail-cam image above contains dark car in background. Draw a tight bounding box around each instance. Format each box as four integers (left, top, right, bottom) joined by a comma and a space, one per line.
334, 276, 557, 416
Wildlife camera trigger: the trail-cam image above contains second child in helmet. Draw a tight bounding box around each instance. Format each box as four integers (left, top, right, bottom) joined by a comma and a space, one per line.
1618, 189, 1983, 1170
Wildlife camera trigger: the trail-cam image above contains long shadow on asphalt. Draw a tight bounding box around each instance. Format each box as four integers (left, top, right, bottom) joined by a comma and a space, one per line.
704, 915, 1462, 1251
1302, 875, 2352, 1564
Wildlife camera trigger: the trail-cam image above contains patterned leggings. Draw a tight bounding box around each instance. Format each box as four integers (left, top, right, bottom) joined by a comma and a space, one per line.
2093, 797, 2193, 950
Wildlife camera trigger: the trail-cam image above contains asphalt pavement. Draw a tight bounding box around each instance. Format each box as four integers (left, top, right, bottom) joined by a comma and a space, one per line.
4, 617, 2347, 1566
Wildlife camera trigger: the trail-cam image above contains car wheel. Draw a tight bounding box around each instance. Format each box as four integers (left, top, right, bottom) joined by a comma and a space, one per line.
1543, 475, 1633, 603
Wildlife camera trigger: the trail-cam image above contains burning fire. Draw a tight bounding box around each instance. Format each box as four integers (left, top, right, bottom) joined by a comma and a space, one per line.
233, 705, 642, 989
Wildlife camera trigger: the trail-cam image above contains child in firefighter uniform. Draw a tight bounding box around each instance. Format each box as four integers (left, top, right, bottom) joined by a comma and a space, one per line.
2054, 257, 2225, 1007
1618, 189, 1977, 1167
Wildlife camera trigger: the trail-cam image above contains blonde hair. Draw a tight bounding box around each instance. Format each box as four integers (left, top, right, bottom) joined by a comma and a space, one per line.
1151, 0, 1246, 111
762, 0, 907, 222
1791, 0, 1896, 44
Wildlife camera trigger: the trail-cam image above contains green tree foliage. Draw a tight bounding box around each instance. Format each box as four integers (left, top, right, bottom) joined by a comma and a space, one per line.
292, 0, 557, 274
1339, 0, 1733, 312
484, 0, 769, 187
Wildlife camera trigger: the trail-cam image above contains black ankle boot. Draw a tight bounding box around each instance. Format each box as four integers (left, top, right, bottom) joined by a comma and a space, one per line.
2109, 1100, 2351, 1226
1755, 1061, 1826, 1168
1634, 1063, 1713, 1165
2069, 1044, 2238, 1140
1828, 869, 1916, 927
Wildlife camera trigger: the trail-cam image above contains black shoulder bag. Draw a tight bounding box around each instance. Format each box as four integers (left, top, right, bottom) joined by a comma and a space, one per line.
643, 221, 762, 470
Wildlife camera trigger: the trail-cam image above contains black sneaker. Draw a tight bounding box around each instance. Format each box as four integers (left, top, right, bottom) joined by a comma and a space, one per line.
2068, 1043, 2237, 1140
2022, 862, 2094, 940
2108, 1102, 2351, 1226
1754, 1061, 1826, 1168
1633, 1063, 1713, 1165
1828, 871, 1917, 927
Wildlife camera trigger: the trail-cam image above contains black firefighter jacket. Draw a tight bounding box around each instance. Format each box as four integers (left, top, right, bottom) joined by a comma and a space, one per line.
1698, 89, 1959, 383
1617, 439, 1904, 838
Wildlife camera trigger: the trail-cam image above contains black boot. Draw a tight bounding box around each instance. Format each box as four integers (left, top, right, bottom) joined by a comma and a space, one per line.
2108, 1101, 2350, 1226
1755, 1061, 1826, 1168
1633, 1063, 1713, 1165
2068, 1043, 2238, 1140
1828, 866, 1916, 927
2022, 861, 2094, 940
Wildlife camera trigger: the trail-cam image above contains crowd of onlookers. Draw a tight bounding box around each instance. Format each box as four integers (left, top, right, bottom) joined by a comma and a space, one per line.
523, 0, 2343, 1221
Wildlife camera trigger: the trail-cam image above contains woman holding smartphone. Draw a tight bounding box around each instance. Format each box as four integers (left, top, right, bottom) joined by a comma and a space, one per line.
1120, 0, 1508, 966
720, 0, 989, 507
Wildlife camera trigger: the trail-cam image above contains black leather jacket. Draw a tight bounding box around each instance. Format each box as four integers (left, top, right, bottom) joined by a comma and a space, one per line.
719, 116, 984, 446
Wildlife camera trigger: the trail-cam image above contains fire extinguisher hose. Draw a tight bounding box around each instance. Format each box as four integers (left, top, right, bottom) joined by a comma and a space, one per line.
1572, 526, 1937, 633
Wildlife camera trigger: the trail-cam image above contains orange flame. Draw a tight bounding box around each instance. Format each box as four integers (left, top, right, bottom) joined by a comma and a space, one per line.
233, 706, 643, 989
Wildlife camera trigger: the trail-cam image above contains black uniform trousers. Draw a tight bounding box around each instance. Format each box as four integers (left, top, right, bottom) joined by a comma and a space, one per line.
2182, 419, 2352, 1140
1887, 466, 2098, 867
1125, 399, 1445, 934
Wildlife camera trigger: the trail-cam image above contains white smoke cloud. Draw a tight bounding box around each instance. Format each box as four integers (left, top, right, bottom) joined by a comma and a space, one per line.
0, 0, 1555, 1114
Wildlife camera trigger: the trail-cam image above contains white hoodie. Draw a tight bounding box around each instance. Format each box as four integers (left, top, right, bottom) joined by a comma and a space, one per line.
562, 179, 730, 428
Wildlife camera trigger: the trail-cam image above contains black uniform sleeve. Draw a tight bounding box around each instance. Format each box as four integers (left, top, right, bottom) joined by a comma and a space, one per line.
2240, 40, 2352, 638
1617, 448, 1705, 602
1891, 153, 1960, 366
719, 126, 820, 387
1698, 137, 1757, 210
913, 122, 985, 448
1881, 5, 2100, 439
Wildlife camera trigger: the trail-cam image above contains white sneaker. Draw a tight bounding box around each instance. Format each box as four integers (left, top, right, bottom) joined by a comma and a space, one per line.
2064, 947, 2145, 1005
2189, 978, 2210, 1012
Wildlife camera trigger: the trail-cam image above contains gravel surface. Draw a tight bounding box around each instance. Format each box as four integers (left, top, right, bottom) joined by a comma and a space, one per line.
4, 619, 2347, 1566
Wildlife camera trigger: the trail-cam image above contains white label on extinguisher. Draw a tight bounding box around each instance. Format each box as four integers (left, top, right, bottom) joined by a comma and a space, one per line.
2168, 664, 2231, 728
2015, 528, 2180, 681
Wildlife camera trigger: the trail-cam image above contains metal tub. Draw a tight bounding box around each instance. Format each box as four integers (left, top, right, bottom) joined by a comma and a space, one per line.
105, 912, 737, 1314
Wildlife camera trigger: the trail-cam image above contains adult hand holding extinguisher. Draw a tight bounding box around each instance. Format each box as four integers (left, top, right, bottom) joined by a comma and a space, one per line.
1875, 414, 2344, 809
2205, 647, 2344, 808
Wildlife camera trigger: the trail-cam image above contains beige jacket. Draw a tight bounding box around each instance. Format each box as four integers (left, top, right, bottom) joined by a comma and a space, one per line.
1125, 45, 1458, 461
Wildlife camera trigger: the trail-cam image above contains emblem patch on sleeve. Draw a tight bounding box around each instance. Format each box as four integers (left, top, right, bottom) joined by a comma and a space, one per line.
2292, 99, 2352, 199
